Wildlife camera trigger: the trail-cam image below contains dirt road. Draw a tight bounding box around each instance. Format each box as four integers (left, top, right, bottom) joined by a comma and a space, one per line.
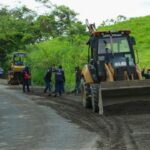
1, 79, 150, 150
30, 84, 150, 150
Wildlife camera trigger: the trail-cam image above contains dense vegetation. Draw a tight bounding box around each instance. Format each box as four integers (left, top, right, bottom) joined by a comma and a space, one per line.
0, 0, 150, 90
26, 37, 88, 89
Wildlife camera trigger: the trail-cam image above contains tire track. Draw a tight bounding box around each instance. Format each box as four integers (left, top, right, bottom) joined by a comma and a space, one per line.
31, 94, 138, 150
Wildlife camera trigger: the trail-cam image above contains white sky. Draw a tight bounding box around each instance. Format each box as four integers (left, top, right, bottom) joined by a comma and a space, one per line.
0, 0, 150, 25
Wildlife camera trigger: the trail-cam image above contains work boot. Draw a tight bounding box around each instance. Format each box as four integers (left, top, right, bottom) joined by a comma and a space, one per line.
48, 92, 51, 96
54, 94, 57, 97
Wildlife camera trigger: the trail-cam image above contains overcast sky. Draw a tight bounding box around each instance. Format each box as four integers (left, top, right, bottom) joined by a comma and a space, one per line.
1, 0, 150, 25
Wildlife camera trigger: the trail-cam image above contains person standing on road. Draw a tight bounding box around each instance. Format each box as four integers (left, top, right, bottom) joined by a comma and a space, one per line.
22, 66, 30, 92
61, 66, 65, 93
44, 67, 52, 94
54, 65, 65, 97
75, 66, 82, 94
142, 68, 150, 79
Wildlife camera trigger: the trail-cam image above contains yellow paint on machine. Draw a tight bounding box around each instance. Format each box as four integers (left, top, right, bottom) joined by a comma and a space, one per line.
82, 64, 94, 84
12, 65, 25, 72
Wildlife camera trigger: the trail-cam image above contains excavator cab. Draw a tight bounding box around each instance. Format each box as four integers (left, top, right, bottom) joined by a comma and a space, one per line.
81, 30, 150, 114
8, 52, 27, 84
13, 53, 24, 66
88, 31, 139, 81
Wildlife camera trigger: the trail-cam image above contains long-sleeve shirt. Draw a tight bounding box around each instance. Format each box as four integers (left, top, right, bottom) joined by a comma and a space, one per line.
142, 71, 150, 79
55, 68, 65, 82
44, 69, 52, 82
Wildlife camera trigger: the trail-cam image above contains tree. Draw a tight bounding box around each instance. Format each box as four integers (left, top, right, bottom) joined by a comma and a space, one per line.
52, 5, 78, 36
35, 14, 57, 39
116, 15, 127, 23
0, 6, 38, 64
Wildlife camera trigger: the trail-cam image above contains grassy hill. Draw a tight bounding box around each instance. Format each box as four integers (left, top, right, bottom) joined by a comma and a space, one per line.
27, 15, 150, 89
99, 15, 150, 67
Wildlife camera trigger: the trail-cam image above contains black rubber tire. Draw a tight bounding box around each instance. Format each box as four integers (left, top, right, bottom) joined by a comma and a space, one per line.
81, 79, 91, 108
91, 84, 99, 113
9, 78, 19, 85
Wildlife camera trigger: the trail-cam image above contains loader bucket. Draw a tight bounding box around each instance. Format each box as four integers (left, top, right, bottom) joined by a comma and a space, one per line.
99, 80, 150, 114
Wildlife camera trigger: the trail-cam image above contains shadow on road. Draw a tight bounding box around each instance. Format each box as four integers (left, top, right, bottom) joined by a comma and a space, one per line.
104, 101, 150, 116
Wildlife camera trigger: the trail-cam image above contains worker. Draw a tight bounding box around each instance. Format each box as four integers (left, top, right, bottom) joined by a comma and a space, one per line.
142, 69, 150, 79
75, 66, 82, 94
22, 66, 30, 92
0, 67, 4, 78
44, 67, 52, 93
61, 66, 65, 93
54, 65, 65, 96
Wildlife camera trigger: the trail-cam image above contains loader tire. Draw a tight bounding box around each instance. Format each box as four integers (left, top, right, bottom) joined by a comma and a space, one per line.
8, 80, 11, 84
91, 84, 99, 113
81, 79, 91, 108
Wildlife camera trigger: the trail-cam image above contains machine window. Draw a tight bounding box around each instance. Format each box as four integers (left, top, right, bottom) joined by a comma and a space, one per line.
98, 37, 130, 54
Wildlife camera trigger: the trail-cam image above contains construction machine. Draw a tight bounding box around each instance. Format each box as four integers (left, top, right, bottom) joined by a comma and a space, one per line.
8, 52, 27, 85
81, 22, 150, 115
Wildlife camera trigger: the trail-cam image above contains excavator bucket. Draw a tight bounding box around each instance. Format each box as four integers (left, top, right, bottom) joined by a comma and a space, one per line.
99, 80, 150, 115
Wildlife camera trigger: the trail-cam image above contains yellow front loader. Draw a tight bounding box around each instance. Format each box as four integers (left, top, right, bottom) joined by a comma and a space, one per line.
8, 52, 27, 85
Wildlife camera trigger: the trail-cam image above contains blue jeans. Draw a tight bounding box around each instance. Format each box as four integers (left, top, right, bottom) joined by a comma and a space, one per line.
55, 81, 64, 95
23, 80, 30, 92
44, 81, 51, 93
75, 81, 81, 94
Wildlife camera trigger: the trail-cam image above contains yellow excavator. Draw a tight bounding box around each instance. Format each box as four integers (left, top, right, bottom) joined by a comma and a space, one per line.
81, 21, 150, 115
8, 52, 27, 85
